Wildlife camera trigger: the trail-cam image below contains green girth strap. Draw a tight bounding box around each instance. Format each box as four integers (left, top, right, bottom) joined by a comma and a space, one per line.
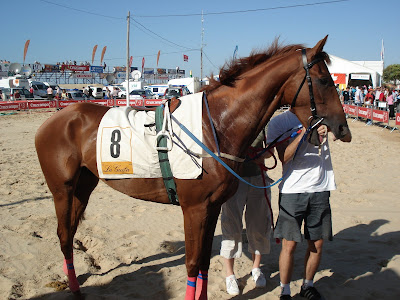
155, 105, 179, 205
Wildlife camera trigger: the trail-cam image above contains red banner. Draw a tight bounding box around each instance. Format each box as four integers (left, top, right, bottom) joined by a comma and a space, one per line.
357, 106, 372, 120
396, 113, 400, 126
0, 102, 21, 111
61, 65, 90, 72
343, 104, 358, 117
372, 109, 389, 123
0, 98, 160, 112
27, 100, 57, 109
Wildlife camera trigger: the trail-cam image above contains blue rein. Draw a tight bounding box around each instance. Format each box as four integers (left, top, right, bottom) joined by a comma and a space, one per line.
171, 114, 307, 189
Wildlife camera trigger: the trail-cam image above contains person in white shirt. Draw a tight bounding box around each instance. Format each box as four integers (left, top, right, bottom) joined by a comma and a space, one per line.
267, 109, 336, 300
47, 86, 53, 100
354, 86, 362, 106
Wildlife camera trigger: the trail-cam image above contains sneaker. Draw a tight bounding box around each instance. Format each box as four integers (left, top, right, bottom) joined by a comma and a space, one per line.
251, 268, 266, 288
225, 275, 240, 295
300, 286, 323, 300
280, 295, 292, 300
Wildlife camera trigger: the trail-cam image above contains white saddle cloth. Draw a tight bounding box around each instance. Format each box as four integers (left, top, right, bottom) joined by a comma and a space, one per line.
96, 92, 203, 179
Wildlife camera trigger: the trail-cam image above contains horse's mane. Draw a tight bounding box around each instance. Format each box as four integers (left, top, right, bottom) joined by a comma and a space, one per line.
202, 39, 329, 93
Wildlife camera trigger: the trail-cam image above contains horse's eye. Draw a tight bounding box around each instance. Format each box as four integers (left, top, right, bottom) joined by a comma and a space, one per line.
319, 78, 328, 85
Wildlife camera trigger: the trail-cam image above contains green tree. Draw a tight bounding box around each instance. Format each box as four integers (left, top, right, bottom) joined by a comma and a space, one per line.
383, 64, 400, 85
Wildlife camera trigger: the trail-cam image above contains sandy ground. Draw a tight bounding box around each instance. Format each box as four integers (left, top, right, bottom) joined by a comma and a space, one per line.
0, 109, 400, 300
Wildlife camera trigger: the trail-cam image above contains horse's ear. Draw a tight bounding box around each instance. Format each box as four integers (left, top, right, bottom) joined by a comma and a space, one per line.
310, 35, 328, 54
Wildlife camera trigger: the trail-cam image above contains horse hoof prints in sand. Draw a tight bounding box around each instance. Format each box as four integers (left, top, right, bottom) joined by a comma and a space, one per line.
35, 36, 351, 299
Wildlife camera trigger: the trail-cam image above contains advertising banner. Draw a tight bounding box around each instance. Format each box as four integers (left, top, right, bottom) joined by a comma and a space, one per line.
372, 109, 389, 123
62, 65, 90, 72
27, 100, 57, 109
396, 113, 400, 126
357, 107, 372, 120
90, 66, 104, 73
74, 74, 92, 79
346, 105, 358, 117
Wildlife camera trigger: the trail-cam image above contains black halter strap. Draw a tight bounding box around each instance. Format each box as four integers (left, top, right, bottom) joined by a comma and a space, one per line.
291, 48, 324, 119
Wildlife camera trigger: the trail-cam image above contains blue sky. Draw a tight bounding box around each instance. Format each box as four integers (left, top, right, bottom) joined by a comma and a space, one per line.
2, 0, 399, 78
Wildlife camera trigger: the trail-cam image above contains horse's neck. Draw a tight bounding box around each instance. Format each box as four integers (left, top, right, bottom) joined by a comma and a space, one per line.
210, 55, 298, 157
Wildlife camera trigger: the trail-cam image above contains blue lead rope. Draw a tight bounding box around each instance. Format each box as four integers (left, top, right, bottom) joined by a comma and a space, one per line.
171, 115, 307, 189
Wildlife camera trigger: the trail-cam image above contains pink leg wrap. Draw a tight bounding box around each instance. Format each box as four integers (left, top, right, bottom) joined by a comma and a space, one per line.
195, 270, 208, 300
184, 276, 197, 300
63, 258, 80, 293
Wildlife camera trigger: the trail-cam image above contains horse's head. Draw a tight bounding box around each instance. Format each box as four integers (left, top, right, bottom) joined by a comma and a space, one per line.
279, 35, 351, 145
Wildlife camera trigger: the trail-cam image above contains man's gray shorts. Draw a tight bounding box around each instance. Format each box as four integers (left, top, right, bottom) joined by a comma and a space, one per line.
274, 191, 332, 242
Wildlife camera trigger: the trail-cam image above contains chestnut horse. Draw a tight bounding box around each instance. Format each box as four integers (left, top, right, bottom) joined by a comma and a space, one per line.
35, 36, 351, 299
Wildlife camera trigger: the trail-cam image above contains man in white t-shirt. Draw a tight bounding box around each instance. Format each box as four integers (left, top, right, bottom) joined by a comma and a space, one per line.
266, 109, 335, 300
354, 86, 363, 106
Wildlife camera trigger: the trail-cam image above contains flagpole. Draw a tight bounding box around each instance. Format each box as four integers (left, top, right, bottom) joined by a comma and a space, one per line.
126, 11, 130, 107
200, 10, 204, 85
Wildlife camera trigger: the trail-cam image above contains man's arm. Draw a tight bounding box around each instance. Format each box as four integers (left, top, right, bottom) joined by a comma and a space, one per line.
276, 125, 328, 164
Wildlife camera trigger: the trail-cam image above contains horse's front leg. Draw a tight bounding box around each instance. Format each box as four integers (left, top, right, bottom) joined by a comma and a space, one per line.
182, 202, 221, 300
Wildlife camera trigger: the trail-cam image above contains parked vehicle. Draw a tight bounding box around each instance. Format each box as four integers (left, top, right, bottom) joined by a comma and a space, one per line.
64, 90, 86, 100
0, 75, 30, 91
163, 86, 191, 100
146, 84, 168, 98
167, 77, 201, 94
0, 87, 33, 101
103, 85, 124, 98
29, 80, 48, 98
129, 89, 157, 100
85, 86, 104, 99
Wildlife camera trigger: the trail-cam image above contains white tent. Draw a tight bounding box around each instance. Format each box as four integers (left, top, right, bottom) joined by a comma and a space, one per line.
327, 54, 383, 88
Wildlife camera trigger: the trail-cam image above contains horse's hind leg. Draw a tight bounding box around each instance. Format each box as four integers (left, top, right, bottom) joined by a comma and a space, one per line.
51, 167, 99, 294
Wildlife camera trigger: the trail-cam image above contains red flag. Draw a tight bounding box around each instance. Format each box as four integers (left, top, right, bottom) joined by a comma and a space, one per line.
91, 45, 98, 65
183, 54, 188, 62
129, 56, 133, 68
142, 57, 145, 72
23, 40, 30, 63
156, 50, 161, 67
100, 46, 107, 65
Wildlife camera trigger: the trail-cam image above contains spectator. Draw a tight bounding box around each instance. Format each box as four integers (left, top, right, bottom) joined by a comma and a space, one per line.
47, 86, 53, 100
83, 86, 89, 99
105, 87, 111, 99
354, 86, 362, 106
387, 90, 395, 119
111, 87, 119, 100
29, 86, 34, 99
364, 89, 374, 106
61, 89, 68, 100
14, 90, 21, 100
342, 87, 350, 104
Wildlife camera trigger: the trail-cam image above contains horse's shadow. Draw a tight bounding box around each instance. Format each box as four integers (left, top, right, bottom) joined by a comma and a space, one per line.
30, 219, 400, 299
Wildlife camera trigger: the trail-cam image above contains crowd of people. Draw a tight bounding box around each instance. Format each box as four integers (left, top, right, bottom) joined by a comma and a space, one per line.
339, 85, 400, 119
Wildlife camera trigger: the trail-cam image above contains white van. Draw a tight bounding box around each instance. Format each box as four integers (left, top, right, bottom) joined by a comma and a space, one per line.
85, 86, 104, 99
0, 76, 30, 90
146, 84, 168, 98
